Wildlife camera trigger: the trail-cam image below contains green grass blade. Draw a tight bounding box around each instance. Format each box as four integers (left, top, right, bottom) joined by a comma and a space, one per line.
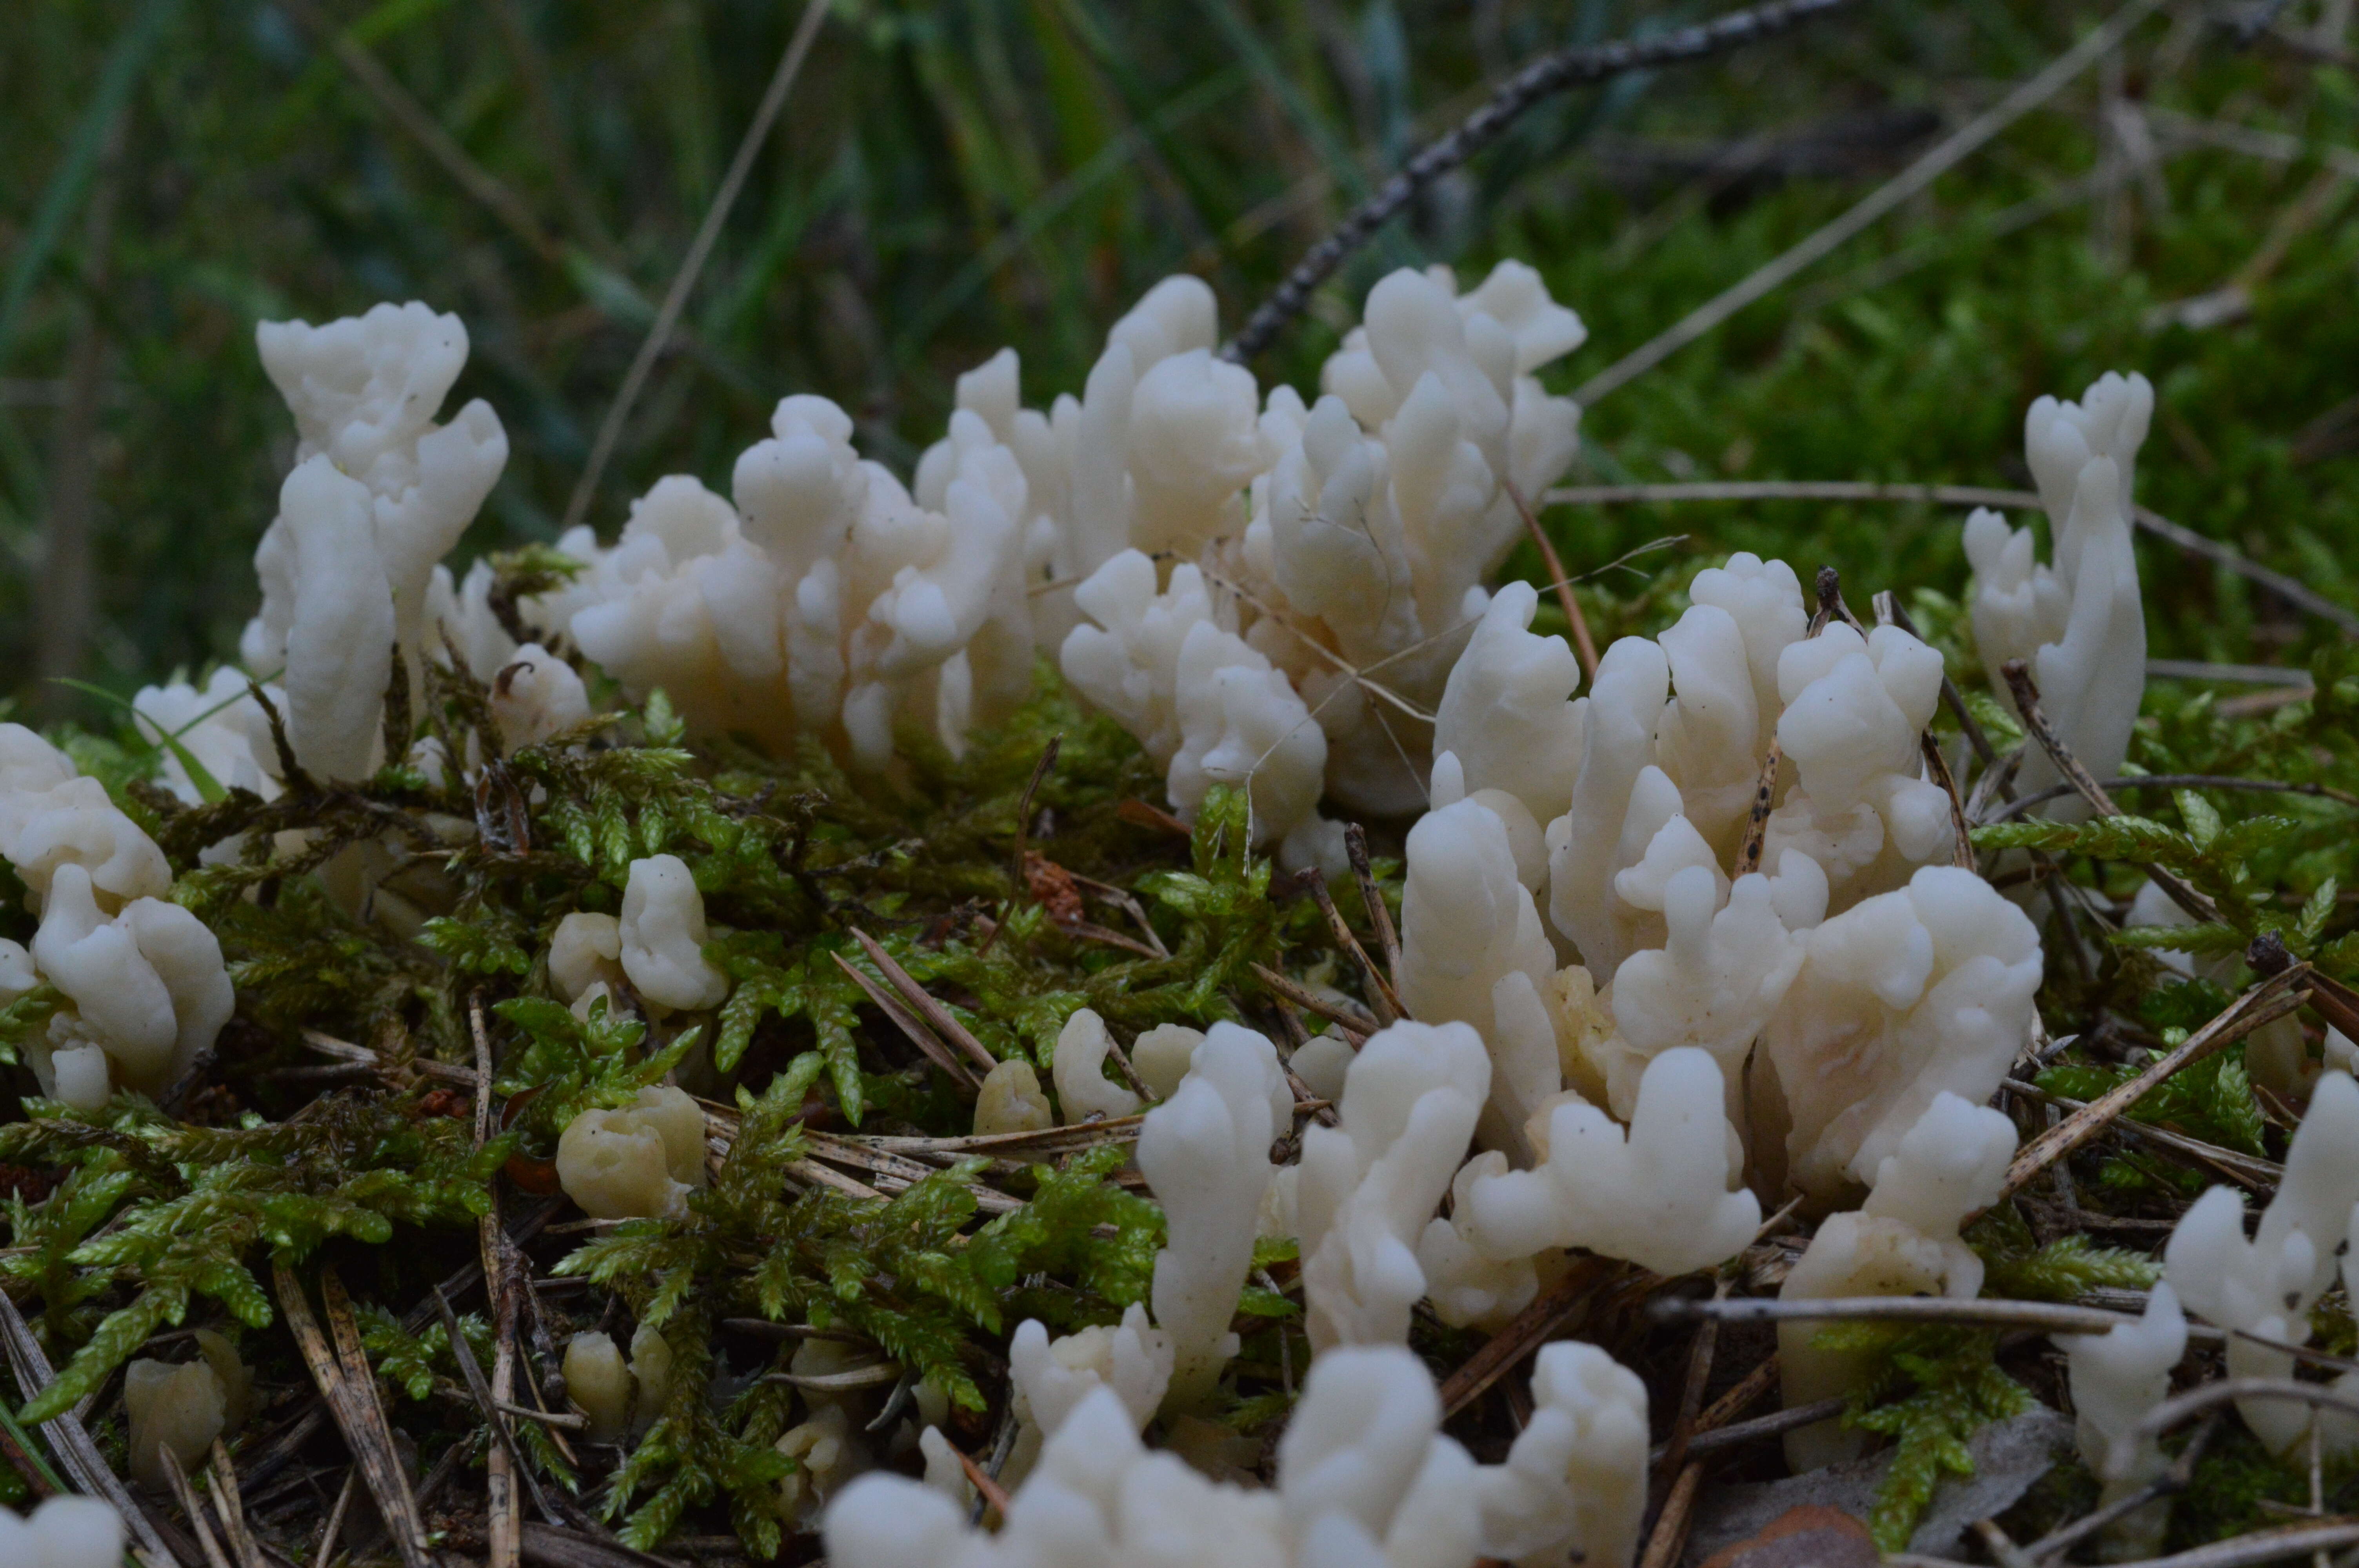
50, 677, 229, 804
0, 0, 182, 372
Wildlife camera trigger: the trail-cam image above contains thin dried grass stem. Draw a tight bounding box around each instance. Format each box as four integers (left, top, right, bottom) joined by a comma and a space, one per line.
1575, 0, 2169, 403
560, 0, 831, 533
1507, 478, 1598, 681
1984, 773, 2359, 821
1544, 481, 2359, 638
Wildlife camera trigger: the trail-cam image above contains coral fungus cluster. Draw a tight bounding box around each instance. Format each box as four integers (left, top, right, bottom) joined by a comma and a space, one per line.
15, 249, 2286, 1568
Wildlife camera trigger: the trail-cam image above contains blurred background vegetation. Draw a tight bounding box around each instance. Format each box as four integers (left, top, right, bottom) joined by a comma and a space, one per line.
2, 0, 2354, 724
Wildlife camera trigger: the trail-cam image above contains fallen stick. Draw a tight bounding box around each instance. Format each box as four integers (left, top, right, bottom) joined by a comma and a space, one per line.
1440, 1258, 1615, 1417
829, 949, 983, 1093
2001, 659, 2219, 922
849, 930, 1000, 1074
1220, 0, 1854, 364
1997, 966, 2310, 1200
273, 1263, 434, 1568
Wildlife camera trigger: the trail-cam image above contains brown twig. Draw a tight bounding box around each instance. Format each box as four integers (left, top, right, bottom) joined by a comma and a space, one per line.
2028, 1412, 2222, 1561
1638, 1462, 1705, 1568
514, 1271, 576, 1458
2135, 1380, 2359, 1448
203, 1441, 267, 1568
1976, 1518, 2041, 1568
235, 1205, 560, 1505
763, 1363, 904, 1393
1655, 1394, 1847, 1461
1010, 736, 1061, 878
1575, 0, 2173, 403
157, 1447, 235, 1568
1508, 478, 1599, 681
1267, 1001, 1343, 1127
1921, 732, 1977, 869
1654, 1294, 2138, 1331
829, 949, 983, 1094
952, 1439, 1013, 1518
1117, 798, 1194, 837
1693, 1352, 1781, 1435
1065, 872, 1172, 958
2001, 659, 2223, 924
517, 1523, 691, 1568
1966, 745, 2026, 823
1098, 1031, 1156, 1104
1269, 993, 1316, 1056
2001, 1078, 2281, 1188
1344, 825, 1401, 984
1654, 1277, 1730, 1487
1999, 965, 2309, 1200
2248, 932, 2359, 1042
473, 993, 524, 1568
1067, 919, 1169, 958
1439, 1258, 1613, 1417
1307, 874, 1402, 1025
1248, 963, 1376, 1041
979, 735, 1063, 958
275, 1264, 434, 1568
781, 1159, 885, 1200
435, 1286, 561, 1536
858, 1116, 1146, 1160
314, 1468, 358, 1568
1220, 0, 1853, 364
801, 1132, 1024, 1213
301, 1028, 478, 1086
1810, 566, 1865, 635
1919, 1521, 2359, 1568
848, 930, 1000, 1074
499, 1398, 589, 1431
